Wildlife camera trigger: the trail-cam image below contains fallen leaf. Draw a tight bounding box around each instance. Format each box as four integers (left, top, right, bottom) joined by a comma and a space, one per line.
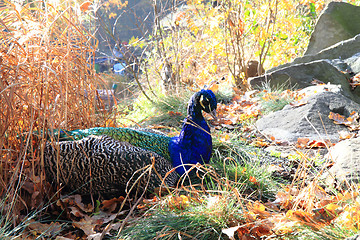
72, 215, 96, 236
311, 79, 325, 85
252, 138, 269, 147
80, 1, 92, 12
101, 196, 124, 213
312, 203, 342, 223
308, 140, 332, 148
338, 130, 354, 140
167, 195, 191, 210
168, 111, 182, 117
87, 233, 102, 240
286, 210, 313, 223
349, 72, 360, 90
27, 220, 62, 238
249, 176, 258, 185
222, 226, 241, 240
55, 237, 73, 240
290, 99, 308, 107
296, 137, 310, 148
329, 111, 360, 131
247, 201, 271, 218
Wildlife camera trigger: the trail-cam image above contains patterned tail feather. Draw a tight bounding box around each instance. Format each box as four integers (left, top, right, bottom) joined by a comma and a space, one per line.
47, 127, 172, 161
45, 135, 178, 197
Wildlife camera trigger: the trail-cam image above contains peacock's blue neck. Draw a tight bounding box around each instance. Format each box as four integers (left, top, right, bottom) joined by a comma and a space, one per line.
169, 105, 212, 176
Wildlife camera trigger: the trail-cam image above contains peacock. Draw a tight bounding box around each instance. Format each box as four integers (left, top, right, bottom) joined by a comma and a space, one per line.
44, 89, 217, 198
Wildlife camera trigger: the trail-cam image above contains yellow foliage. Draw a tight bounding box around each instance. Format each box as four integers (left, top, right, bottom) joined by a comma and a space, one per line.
109, 12, 117, 19
144, 0, 354, 91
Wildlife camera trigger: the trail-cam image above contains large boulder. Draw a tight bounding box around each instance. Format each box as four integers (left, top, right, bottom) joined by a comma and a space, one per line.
249, 60, 360, 102
249, 34, 360, 103
305, 2, 360, 55
256, 87, 360, 143
270, 34, 360, 72
322, 137, 360, 187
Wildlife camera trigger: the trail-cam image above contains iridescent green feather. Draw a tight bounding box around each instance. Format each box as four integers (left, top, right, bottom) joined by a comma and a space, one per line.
49, 127, 172, 161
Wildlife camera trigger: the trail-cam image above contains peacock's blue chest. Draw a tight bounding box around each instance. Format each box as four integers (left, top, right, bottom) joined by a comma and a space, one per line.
168, 118, 212, 175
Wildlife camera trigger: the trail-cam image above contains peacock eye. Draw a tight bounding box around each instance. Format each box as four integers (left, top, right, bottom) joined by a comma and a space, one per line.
199, 95, 209, 109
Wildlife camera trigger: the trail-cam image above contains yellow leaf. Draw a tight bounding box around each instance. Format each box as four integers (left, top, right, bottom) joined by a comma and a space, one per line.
209, 64, 217, 73
325, 203, 341, 212
109, 12, 117, 19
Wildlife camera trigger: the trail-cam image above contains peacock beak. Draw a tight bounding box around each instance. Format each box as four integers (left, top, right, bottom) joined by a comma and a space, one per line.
209, 109, 217, 121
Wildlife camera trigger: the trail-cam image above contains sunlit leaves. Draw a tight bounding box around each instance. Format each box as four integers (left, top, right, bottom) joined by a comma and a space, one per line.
103, 0, 128, 12
109, 12, 117, 19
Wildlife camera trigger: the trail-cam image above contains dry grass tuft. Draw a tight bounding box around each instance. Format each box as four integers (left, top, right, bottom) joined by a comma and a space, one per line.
0, 1, 109, 224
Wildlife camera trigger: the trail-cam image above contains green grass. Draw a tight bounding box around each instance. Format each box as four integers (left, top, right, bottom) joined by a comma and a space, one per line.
284, 224, 360, 240
256, 82, 296, 115
118, 210, 228, 240
211, 134, 281, 201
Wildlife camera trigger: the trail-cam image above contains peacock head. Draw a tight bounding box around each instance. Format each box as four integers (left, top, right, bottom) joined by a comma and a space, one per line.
188, 89, 217, 120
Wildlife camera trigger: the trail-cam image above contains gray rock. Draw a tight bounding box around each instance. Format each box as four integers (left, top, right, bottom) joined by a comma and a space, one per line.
298, 84, 343, 97
274, 34, 360, 72
345, 52, 360, 73
323, 138, 360, 187
249, 60, 360, 103
305, 2, 360, 55
250, 60, 345, 88
259, 36, 360, 87
256, 91, 360, 143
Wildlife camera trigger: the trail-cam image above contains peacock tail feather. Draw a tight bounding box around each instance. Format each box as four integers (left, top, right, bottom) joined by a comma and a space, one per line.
48, 127, 172, 161
45, 135, 178, 198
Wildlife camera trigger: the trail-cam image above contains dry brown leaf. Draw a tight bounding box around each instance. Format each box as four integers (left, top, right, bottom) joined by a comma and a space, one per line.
312, 203, 342, 223
247, 201, 271, 218
252, 138, 269, 147
349, 72, 360, 90
70, 206, 85, 218
251, 222, 273, 237
308, 140, 333, 148
101, 196, 124, 212
72, 215, 96, 236
290, 99, 308, 107
286, 210, 313, 223
90, 211, 119, 225
73, 195, 94, 213
297, 137, 310, 148
274, 191, 294, 210
329, 111, 360, 131
236, 226, 253, 240
27, 220, 62, 238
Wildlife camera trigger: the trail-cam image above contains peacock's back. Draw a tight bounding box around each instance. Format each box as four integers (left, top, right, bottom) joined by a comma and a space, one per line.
44, 135, 178, 198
